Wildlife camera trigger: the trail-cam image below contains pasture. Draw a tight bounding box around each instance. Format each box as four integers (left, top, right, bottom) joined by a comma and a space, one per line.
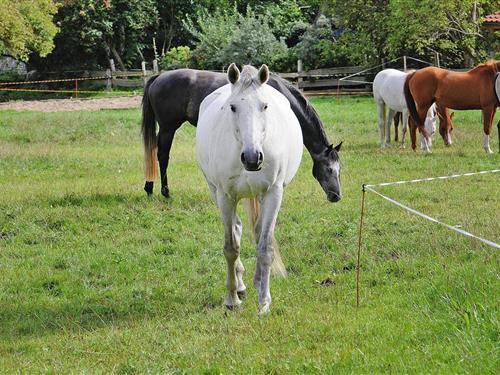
0, 96, 498, 373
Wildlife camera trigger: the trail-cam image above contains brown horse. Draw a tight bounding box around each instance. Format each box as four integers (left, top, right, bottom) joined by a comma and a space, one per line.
404, 60, 500, 153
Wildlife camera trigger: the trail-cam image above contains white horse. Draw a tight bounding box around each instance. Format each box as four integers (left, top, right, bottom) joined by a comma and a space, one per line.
196, 64, 303, 314
373, 68, 437, 151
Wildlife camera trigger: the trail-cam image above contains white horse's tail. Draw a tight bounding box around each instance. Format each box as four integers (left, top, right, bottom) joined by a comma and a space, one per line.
244, 198, 287, 277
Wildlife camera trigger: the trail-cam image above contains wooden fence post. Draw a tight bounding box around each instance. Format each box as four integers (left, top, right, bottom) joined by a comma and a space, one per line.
435, 52, 440, 68
109, 59, 116, 73
297, 59, 303, 90
106, 68, 112, 91
403, 55, 407, 72
141, 61, 147, 86
153, 59, 159, 74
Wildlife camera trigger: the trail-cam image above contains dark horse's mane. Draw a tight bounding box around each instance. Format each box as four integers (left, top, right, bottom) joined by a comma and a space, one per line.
270, 73, 330, 148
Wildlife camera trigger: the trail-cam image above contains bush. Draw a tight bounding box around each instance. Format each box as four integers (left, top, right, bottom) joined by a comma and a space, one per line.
160, 46, 191, 70
184, 7, 293, 71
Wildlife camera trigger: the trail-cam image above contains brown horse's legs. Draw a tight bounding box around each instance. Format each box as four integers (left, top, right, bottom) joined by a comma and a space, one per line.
409, 117, 418, 151
482, 107, 495, 153
417, 105, 432, 151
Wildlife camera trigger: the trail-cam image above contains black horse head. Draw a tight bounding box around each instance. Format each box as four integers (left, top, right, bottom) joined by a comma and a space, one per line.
312, 142, 342, 202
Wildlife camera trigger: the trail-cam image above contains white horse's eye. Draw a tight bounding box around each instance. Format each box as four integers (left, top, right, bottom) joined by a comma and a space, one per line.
262, 104, 268, 111
230, 104, 236, 112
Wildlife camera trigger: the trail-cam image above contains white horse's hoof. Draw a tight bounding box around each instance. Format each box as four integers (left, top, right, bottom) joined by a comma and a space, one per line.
258, 303, 270, 315
224, 295, 242, 310
485, 148, 493, 154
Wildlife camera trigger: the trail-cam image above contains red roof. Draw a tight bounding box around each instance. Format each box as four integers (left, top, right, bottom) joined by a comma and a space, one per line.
484, 11, 500, 24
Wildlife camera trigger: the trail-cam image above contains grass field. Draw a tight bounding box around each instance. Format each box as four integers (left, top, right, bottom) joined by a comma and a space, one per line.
0, 96, 498, 373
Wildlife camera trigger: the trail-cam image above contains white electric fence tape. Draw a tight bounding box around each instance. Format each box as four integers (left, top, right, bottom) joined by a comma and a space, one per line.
364, 169, 500, 249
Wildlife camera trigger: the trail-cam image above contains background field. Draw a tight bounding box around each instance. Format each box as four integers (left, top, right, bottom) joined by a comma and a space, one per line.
0, 97, 498, 373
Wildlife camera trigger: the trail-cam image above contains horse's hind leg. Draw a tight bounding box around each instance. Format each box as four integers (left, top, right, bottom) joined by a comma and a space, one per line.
400, 111, 409, 148
497, 119, 500, 154
386, 109, 395, 145
416, 104, 432, 153
157, 124, 180, 198
376, 101, 386, 148
394, 112, 401, 142
482, 107, 495, 153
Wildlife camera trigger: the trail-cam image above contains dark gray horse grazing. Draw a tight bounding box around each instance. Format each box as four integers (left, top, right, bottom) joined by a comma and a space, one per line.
142, 69, 342, 201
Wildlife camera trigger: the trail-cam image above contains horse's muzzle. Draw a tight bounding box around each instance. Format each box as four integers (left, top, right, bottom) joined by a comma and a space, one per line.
327, 191, 341, 202
241, 151, 263, 171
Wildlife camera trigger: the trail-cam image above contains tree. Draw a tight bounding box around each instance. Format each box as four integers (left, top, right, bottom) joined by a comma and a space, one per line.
325, 0, 498, 67
33, 0, 158, 71
0, 0, 58, 60
185, 7, 290, 70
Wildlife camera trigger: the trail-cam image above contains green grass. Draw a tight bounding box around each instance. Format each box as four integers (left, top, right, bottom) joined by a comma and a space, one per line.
0, 97, 498, 373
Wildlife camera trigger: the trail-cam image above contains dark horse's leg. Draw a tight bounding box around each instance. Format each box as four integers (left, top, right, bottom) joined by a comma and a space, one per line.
157, 124, 180, 198
497, 119, 500, 153
394, 112, 401, 142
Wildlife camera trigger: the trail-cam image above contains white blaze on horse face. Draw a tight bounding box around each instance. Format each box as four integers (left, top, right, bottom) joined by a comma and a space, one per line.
230, 94, 267, 168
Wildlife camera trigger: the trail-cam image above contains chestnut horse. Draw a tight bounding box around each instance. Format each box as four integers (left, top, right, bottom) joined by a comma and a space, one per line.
404, 60, 500, 153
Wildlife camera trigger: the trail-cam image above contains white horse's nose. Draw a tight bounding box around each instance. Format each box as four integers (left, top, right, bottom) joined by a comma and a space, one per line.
241, 150, 263, 171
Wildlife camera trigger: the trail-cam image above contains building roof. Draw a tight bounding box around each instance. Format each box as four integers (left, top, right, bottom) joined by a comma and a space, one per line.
484, 11, 500, 24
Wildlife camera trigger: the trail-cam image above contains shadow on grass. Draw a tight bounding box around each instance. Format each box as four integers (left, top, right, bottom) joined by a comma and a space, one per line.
0, 281, 222, 340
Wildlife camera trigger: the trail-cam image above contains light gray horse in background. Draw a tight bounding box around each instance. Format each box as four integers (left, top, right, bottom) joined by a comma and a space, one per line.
373, 68, 437, 151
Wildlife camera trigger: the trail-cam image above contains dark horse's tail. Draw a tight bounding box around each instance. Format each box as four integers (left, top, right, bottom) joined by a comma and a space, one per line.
403, 72, 421, 125
142, 75, 160, 183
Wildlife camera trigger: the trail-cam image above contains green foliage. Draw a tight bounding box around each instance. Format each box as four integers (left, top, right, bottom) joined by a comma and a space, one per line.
34, 0, 158, 70
327, 0, 498, 67
0, 0, 58, 60
185, 7, 291, 70
160, 46, 191, 70
295, 15, 336, 70
220, 10, 288, 67
183, 7, 239, 70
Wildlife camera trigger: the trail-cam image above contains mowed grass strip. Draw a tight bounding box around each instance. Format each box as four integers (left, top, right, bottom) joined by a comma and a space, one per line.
0, 97, 498, 373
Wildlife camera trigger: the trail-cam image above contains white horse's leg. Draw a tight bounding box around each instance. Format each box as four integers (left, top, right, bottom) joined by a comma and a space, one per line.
376, 101, 386, 148
234, 214, 246, 297
216, 192, 242, 309
420, 134, 431, 153
253, 186, 283, 315
483, 133, 492, 154
401, 111, 409, 148
386, 108, 395, 145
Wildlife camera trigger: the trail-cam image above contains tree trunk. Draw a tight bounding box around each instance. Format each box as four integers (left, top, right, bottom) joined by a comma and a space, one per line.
104, 39, 126, 71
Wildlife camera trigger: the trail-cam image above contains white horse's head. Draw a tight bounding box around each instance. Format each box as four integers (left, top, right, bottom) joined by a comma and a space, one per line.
226, 63, 270, 171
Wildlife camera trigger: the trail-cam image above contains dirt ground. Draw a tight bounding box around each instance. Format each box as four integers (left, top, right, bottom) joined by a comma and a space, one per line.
0, 95, 142, 112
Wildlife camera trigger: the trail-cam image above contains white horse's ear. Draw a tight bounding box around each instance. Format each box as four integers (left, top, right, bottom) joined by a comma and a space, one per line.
258, 64, 269, 84
228, 63, 240, 84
